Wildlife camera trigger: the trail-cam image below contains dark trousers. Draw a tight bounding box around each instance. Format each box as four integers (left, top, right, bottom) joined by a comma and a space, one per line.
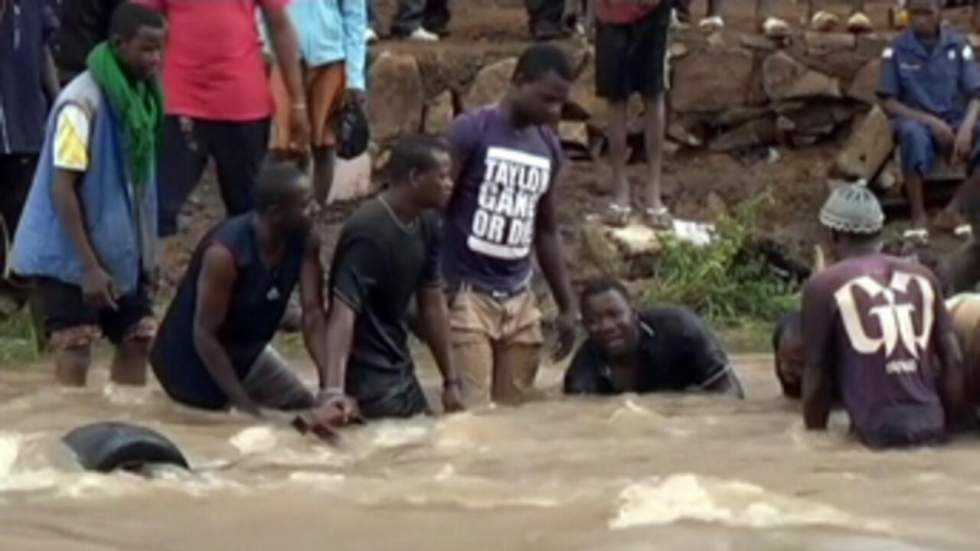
391, 0, 451, 35
157, 116, 270, 237
0, 154, 38, 235
525, 0, 565, 35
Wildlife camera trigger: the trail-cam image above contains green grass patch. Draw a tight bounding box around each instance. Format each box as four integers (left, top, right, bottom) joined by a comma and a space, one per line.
0, 309, 40, 367
641, 195, 800, 349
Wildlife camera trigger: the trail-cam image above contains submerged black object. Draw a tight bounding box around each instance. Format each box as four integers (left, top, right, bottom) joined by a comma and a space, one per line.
63, 422, 189, 473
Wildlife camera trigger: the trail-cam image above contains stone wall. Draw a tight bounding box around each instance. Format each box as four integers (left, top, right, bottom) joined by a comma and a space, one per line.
363, 29, 980, 188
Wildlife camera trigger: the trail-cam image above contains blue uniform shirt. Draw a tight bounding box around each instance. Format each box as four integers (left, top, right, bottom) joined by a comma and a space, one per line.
878, 27, 980, 123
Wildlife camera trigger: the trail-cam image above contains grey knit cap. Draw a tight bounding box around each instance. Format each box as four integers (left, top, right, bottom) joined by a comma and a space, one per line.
819, 183, 885, 234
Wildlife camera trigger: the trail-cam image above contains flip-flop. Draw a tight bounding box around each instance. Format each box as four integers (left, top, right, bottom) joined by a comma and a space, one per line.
846, 12, 873, 34
955, 224, 973, 238
602, 203, 632, 228
903, 228, 930, 244
698, 16, 725, 34
644, 206, 673, 230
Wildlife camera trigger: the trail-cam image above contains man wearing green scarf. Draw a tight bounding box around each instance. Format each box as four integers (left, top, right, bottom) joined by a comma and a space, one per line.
11, 4, 167, 388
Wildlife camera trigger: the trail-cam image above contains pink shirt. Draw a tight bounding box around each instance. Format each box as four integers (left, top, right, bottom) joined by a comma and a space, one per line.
139, 0, 288, 121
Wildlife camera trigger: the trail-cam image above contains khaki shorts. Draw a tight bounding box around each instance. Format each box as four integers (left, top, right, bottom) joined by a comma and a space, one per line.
448, 286, 544, 407
270, 62, 346, 152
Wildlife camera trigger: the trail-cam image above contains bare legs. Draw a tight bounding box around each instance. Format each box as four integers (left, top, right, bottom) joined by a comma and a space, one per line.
54, 339, 150, 387
312, 146, 336, 207
607, 100, 630, 208
644, 94, 667, 214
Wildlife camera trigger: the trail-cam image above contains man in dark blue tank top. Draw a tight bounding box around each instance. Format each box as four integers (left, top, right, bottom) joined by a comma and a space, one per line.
152, 162, 341, 429
317, 134, 464, 420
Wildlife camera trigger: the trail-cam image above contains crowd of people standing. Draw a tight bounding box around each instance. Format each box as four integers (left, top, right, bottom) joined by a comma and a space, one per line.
5, 0, 980, 450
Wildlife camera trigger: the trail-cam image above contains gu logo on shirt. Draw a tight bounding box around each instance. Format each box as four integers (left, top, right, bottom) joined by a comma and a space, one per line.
834, 272, 935, 375
468, 146, 552, 260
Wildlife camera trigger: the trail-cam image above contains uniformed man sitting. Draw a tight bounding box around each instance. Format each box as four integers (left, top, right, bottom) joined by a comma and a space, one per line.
878, 0, 980, 242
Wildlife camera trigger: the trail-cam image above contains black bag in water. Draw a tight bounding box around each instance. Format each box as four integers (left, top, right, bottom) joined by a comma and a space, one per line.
63, 422, 189, 473
335, 101, 370, 160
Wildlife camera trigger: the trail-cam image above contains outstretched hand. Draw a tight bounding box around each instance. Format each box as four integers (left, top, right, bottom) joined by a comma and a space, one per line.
551, 311, 578, 362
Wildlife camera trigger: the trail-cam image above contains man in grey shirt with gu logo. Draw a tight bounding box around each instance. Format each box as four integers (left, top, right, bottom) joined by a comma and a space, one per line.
442, 44, 578, 407
802, 184, 973, 448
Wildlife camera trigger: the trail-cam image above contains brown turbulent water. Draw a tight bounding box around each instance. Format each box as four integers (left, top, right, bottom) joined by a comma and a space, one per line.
0, 354, 977, 551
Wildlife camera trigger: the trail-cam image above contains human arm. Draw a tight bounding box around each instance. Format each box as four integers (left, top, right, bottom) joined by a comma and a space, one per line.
801, 279, 834, 430
51, 169, 117, 309
954, 45, 980, 162
299, 233, 330, 381
933, 290, 974, 431
681, 309, 745, 398
340, 0, 368, 97
534, 184, 578, 361
192, 245, 262, 416
317, 238, 385, 419
416, 287, 464, 412
562, 346, 604, 395
261, 3, 309, 148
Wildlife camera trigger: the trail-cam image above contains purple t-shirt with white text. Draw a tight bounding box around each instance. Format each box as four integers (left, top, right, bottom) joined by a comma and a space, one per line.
802, 254, 949, 448
442, 104, 563, 292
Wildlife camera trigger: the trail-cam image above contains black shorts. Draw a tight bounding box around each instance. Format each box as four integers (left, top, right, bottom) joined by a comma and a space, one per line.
595, 1, 672, 101
34, 277, 153, 345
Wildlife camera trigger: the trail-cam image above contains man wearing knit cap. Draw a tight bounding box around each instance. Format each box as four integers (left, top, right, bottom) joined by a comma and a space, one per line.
801, 184, 973, 448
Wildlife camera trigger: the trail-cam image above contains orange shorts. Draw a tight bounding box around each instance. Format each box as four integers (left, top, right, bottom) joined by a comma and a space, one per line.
270, 62, 347, 152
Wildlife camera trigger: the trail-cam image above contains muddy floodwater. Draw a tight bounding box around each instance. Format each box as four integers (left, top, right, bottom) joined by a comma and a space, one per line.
1, 355, 979, 551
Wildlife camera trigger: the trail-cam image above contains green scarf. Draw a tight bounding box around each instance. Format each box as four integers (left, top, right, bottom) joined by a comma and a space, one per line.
86, 42, 163, 187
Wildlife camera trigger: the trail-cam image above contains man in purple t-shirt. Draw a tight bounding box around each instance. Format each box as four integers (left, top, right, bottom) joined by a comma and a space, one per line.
443, 44, 578, 407
802, 184, 971, 448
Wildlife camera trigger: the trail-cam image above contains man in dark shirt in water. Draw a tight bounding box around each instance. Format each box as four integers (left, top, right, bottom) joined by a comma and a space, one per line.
152, 162, 342, 430
564, 278, 744, 397
802, 184, 972, 448
317, 134, 464, 420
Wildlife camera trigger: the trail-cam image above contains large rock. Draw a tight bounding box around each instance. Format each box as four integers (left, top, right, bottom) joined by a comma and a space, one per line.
803, 31, 856, 54
763, 52, 841, 101
424, 90, 455, 135
368, 52, 424, 142
835, 106, 894, 180
847, 59, 880, 105
580, 222, 627, 277
709, 117, 777, 151
464, 57, 518, 111
671, 47, 754, 113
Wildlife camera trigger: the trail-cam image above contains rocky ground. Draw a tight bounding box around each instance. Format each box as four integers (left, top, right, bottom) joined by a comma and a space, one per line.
161, 0, 980, 301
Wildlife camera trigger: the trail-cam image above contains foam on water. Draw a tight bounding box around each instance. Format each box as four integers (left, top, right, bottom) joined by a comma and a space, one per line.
610, 474, 891, 532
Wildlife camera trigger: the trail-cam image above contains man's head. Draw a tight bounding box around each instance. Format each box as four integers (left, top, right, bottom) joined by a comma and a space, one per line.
254, 161, 313, 233
907, 0, 942, 38
580, 278, 641, 358
508, 44, 573, 127
388, 134, 453, 210
109, 3, 166, 81
819, 184, 885, 256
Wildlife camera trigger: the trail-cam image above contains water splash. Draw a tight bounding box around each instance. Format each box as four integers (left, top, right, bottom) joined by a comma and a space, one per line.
610, 474, 891, 532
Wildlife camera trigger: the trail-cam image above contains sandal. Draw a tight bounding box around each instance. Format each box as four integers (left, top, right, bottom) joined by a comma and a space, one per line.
698, 16, 725, 34
644, 206, 673, 230
602, 203, 632, 228
955, 224, 973, 239
903, 228, 930, 244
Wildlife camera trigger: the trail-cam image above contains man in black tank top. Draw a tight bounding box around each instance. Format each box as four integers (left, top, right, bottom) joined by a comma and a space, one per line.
318, 134, 464, 420
152, 162, 344, 430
